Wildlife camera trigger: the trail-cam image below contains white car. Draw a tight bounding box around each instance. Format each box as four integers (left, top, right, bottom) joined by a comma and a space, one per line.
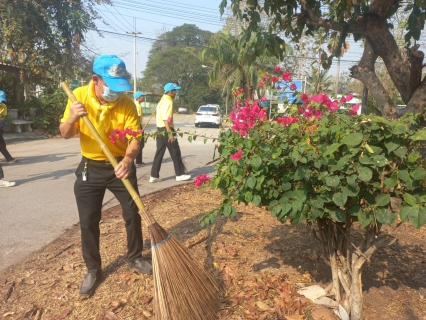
194, 105, 222, 128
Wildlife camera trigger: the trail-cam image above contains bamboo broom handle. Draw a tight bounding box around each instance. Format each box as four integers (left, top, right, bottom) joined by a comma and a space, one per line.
60, 82, 155, 223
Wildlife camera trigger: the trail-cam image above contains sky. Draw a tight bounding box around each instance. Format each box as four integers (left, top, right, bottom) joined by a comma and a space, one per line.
83, 0, 366, 86
85, 0, 226, 81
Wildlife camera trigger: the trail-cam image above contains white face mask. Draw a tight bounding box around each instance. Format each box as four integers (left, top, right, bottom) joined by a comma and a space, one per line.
102, 86, 121, 102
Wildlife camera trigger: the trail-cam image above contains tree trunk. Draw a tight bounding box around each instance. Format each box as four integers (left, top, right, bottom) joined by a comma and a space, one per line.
349, 268, 363, 320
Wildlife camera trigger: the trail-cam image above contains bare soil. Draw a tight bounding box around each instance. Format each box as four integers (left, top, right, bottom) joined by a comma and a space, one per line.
1, 184, 426, 319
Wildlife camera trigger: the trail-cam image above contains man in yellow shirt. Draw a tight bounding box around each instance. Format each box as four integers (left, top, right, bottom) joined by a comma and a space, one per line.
60, 55, 152, 298
134, 91, 147, 165
0, 90, 16, 187
0, 91, 16, 163
149, 83, 190, 183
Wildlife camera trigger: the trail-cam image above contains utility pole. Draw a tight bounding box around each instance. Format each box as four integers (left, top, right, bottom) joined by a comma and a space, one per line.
127, 18, 141, 95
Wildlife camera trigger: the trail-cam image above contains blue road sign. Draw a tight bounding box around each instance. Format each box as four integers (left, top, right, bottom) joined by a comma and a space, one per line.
276, 80, 303, 103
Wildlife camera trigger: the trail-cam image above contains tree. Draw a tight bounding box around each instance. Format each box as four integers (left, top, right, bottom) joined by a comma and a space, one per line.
139, 24, 222, 110
0, 0, 104, 104
219, 0, 426, 118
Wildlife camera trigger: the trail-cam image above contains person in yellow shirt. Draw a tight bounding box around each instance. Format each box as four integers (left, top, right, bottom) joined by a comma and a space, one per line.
0, 91, 16, 163
134, 91, 147, 165
149, 83, 191, 183
60, 55, 152, 298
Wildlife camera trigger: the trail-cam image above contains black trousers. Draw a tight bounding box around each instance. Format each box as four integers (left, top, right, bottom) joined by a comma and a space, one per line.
135, 134, 144, 164
0, 163, 4, 180
150, 128, 185, 178
74, 157, 143, 274
0, 129, 13, 161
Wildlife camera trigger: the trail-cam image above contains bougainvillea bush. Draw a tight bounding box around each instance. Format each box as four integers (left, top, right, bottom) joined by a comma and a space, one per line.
201, 70, 426, 319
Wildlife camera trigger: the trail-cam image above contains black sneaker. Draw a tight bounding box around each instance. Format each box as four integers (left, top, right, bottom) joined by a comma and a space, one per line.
129, 257, 153, 274
79, 272, 102, 298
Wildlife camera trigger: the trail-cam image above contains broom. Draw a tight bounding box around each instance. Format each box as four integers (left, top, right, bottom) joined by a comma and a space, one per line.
61, 82, 220, 320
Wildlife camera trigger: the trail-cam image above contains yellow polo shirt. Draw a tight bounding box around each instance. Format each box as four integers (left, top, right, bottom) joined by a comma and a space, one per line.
0, 103, 7, 117
135, 100, 143, 125
61, 81, 139, 160
156, 94, 174, 128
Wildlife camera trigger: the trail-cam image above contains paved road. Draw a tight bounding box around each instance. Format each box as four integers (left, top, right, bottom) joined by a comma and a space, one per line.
0, 114, 221, 272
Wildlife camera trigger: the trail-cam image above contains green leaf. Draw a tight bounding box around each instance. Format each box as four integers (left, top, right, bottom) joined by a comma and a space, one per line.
400, 206, 414, 222
223, 204, 234, 217
372, 155, 388, 167
358, 167, 373, 182
392, 146, 407, 159
408, 206, 426, 229
384, 138, 402, 153
342, 133, 363, 146
250, 155, 262, 169
348, 205, 362, 216
384, 177, 398, 189
358, 210, 374, 227
294, 166, 310, 181
347, 174, 358, 186
408, 152, 421, 163
329, 209, 346, 222
375, 194, 390, 206
404, 193, 417, 206
411, 168, 426, 180
344, 184, 360, 196
252, 195, 261, 206
359, 155, 375, 165
393, 124, 407, 135
247, 176, 256, 189
376, 208, 396, 225
325, 175, 340, 187
398, 170, 410, 183
244, 191, 253, 202
323, 143, 341, 156
188, 136, 193, 143
272, 205, 282, 217
410, 129, 426, 141
281, 182, 291, 191
332, 191, 348, 206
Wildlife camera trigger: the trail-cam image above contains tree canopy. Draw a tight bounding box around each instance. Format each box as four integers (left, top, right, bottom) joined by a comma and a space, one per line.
0, 0, 103, 88
139, 24, 222, 110
220, 0, 426, 118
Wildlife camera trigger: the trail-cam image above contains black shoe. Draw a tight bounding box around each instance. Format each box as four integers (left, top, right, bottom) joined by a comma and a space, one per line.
79, 272, 102, 298
129, 257, 153, 275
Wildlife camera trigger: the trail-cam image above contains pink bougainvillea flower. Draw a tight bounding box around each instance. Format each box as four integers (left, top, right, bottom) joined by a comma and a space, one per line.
274, 66, 281, 72
258, 82, 264, 87
237, 99, 242, 107
282, 72, 292, 82
261, 96, 267, 102
277, 85, 282, 90
328, 100, 339, 112
230, 149, 243, 161
346, 94, 354, 102
289, 83, 297, 91
270, 76, 278, 83
310, 94, 324, 103
300, 93, 309, 102
313, 109, 323, 119
194, 174, 212, 187
277, 116, 298, 126
349, 104, 360, 116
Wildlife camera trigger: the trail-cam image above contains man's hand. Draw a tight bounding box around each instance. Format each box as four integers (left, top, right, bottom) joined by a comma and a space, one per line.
168, 133, 175, 143
115, 157, 132, 179
67, 101, 87, 123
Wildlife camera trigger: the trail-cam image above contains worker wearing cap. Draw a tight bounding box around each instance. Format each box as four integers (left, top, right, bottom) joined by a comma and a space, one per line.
60, 55, 152, 298
134, 91, 147, 165
149, 83, 191, 183
0, 90, 16, 163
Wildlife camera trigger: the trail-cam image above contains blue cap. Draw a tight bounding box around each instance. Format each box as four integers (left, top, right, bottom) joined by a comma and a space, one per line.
0, 90, 6, 102
93, 55, 132, 92
134, 91, 147, 99
164, 83, 181, 93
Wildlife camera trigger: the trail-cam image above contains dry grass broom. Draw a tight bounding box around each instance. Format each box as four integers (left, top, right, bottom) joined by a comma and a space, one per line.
61, 82, 220, 320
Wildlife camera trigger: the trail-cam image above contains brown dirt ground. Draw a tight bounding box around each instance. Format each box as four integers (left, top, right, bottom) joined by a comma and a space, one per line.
1, 184, 426, 320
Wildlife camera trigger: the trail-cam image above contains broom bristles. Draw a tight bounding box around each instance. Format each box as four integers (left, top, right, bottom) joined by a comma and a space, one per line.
148, 222, 220, 320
